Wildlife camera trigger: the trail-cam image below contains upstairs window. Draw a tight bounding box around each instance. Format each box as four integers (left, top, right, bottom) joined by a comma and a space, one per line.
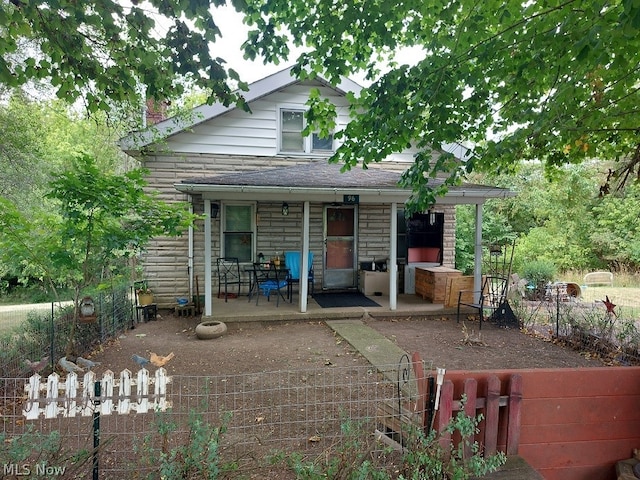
279, 108, 333, 154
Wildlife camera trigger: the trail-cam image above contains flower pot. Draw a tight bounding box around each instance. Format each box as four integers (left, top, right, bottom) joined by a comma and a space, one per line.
138, 293, 154, 306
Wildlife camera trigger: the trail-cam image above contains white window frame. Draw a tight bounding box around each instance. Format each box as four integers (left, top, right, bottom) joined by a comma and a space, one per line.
220, 202, 257, 263
277, 105, 334, 155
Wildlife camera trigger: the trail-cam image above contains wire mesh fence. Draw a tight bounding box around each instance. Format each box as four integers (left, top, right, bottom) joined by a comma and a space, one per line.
510, 284, 640, 365
1, 364, 406, 479
0, 286, 134, 379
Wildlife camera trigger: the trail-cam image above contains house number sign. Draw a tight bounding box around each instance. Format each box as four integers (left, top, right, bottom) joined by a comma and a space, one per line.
343, 195, 359, 204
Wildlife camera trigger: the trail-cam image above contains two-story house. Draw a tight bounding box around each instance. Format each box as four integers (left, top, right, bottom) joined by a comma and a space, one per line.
120, 66, 513, 317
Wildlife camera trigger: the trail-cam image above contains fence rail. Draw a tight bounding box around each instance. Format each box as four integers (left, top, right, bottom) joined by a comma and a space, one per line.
1, 357, 524, 478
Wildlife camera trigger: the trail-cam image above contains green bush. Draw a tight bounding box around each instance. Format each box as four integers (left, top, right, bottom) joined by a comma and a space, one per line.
135, 409, 237, 480
0, 425, 90, 479
399, 400, 506, 480
521, 259, 557, 286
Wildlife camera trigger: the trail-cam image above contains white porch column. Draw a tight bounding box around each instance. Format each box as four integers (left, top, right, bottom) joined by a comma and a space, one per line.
204, 199, 213, 317
474, 203, 483, 302
299, 200, 311, 312
188, 199, 194, 299
389, 202, 398, 310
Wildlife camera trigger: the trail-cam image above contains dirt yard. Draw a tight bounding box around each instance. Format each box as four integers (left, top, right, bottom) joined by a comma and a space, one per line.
91, 310, 602, 377
15, 311, 605, 479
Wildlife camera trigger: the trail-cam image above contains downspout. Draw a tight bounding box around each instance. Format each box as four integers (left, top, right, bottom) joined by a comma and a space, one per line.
300, 200, 310, 312
188, 197, 194, 300
204, 199, 213, 316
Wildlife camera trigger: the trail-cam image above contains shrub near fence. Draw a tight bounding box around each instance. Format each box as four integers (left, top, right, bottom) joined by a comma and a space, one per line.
0, 286, 134, 378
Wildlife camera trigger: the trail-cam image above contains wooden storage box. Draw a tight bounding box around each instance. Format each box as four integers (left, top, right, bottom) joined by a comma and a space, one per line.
415, 266, 462, 303
445, 276, 475, 307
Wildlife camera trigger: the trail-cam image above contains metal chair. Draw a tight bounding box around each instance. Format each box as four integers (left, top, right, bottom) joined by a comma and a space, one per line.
456, 275, 509, 329
252, 263, 288, 306
284, 251, 314, 302
217, 257, 244, 302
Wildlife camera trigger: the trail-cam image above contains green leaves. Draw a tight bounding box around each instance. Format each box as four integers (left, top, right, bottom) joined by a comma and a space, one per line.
1, 153, 197, 297
1, 0, 247, 113
239, 0, 640, 207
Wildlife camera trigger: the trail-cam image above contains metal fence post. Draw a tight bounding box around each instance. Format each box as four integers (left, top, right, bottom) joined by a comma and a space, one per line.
93, 380, 101, 480
50, 302, 55, 371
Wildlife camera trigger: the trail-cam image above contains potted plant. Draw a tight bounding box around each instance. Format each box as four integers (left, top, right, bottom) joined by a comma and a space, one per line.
136, 282, 154, 306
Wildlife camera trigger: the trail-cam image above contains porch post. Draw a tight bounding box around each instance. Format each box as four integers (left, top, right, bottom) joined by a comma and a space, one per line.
188, 199, 194, 299
474, 203, 483, 302
389, 202, 398, 310
299, 200, 311, 313
204, 199, 213, 317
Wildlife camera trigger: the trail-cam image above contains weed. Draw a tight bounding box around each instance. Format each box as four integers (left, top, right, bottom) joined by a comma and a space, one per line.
399, 397, 506, 480
0, 425, 91, 479
272, 401, 506, 480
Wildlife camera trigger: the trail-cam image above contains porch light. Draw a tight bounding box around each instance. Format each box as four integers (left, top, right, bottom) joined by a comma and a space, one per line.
281, 202, 289, 216
211, 203, 219, 219
429, 209, 436, 226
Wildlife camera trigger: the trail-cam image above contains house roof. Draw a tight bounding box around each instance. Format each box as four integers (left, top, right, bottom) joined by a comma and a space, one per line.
175, 161, 515, 204
120, 66, 362, 153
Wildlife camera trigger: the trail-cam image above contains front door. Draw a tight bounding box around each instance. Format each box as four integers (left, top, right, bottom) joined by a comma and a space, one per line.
323, 205, 357, 289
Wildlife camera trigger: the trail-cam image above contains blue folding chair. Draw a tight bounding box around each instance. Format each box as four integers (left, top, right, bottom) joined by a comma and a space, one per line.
253, 263, 288, 306
284, 251, 314, 302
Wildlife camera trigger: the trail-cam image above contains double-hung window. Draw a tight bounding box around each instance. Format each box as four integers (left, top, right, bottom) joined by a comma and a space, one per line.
279, 107, 333, 154
222, 204, 255, 262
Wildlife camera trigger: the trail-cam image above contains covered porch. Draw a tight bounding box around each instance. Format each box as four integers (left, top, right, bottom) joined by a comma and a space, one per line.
191, 290, 457, 323
174, 162, 515, 319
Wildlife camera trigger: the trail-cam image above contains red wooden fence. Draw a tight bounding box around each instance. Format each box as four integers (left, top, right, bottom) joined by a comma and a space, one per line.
410, 352, 523, 459
444, 366, 640, 480
380, 357, 640, 479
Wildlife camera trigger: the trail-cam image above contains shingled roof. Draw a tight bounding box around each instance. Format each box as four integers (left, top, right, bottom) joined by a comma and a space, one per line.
181, 162, 411, 189
175, 161, 513, 204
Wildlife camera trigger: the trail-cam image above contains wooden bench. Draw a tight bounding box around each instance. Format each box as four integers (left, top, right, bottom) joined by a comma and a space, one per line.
583, 271, 613, 287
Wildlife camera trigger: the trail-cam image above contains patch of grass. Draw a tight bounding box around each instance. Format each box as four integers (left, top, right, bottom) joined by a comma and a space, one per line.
580, 286, 640, 314
0, 284, 73, 305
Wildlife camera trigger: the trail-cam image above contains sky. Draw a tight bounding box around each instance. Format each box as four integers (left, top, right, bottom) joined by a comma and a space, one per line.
203, 5, 306, 84
198, 5, 423, 88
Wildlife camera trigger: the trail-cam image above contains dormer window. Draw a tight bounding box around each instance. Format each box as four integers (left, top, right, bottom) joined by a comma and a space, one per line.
279, 108, 333, 154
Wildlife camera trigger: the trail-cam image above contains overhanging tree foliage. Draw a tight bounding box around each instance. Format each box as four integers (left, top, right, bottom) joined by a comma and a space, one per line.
3, 1, 638, 209
0, 153, 196, 304
242, 0, 640, 209
1, 0, 249, 112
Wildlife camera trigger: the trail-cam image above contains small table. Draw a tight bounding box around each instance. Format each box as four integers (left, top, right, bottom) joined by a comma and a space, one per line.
136, 303, 158, 322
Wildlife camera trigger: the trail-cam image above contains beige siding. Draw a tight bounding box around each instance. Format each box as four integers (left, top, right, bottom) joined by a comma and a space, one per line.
134, 79, 457, 304
164, 81, 352, 157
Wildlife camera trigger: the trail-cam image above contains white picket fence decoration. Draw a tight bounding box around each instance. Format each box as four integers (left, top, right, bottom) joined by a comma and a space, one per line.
23, 368, 172, 420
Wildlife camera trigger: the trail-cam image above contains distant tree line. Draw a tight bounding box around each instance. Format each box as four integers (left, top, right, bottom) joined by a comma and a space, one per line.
456, 161, 640, 275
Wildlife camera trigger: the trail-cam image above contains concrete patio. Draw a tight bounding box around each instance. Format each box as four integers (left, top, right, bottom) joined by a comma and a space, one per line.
197, 291, 456, 323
